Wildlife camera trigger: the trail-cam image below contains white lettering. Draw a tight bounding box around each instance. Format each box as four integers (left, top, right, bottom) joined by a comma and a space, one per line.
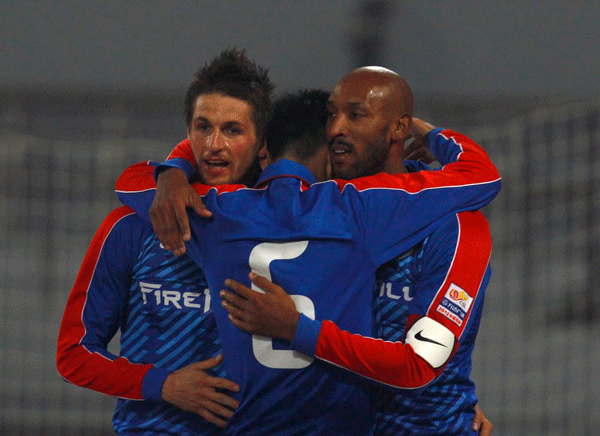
183, 292, 201, 309
379, 282, 413, 301
139, 282, 208, 311
203, 288, 211, 313
402, 286, 413, 301
162, 290, 182, 309
140, 282, 161, 304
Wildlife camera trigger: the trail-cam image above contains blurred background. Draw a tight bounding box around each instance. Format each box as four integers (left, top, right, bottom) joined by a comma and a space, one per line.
1, 1, 598, 435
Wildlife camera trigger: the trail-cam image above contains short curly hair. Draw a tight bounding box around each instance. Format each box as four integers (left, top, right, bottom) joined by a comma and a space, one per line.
184, 48, 275, 142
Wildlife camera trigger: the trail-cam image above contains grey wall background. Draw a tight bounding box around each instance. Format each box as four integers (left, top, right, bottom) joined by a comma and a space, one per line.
2, 0, 599, 98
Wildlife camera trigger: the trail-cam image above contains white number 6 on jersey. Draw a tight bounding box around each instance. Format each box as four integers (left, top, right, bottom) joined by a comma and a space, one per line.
248, 241, 314, 369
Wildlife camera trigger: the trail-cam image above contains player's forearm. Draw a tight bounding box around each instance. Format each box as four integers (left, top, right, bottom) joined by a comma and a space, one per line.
161, 138, 197, 180
428, 127, 501, 190
56, 338, 161, 400
291, 315, 451, 390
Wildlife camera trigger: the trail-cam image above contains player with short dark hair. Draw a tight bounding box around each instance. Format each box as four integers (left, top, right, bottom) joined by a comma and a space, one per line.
56, 48, 274, 435
184, 48, 273, 143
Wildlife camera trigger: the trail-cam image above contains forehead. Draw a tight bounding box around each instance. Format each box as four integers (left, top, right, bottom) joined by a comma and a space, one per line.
329, 76, 388, 110
192, 93, 255, 126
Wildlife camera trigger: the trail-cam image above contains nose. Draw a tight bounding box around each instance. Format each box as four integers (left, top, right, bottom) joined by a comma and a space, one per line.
206, 130, 225, 151
326, 114, 346, 141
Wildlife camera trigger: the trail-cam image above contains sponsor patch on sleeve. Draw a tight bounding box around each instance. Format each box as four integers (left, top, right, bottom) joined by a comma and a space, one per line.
436, 283, 473, 326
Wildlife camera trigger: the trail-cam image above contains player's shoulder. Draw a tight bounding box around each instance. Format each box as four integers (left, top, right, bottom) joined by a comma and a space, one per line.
423, 212, 491, 262
98, 206, 150, 238
430, 210, 490, 235
102, 205, 143, 226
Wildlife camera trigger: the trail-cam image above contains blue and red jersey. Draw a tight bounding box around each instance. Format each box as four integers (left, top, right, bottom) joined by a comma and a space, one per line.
372, 210, 491, 435
115, 128, 500, 435
56, 207, 223, 435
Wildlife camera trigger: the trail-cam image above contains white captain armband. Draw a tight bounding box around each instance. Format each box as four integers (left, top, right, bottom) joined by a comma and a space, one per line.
405, 316, 455, 369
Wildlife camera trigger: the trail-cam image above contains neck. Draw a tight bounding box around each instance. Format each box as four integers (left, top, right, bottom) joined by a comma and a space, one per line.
279, 148, 329, 182
383, 141, 407, 175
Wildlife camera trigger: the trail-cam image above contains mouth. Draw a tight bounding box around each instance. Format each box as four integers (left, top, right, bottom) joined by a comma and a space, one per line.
204, 159, 230, 169
329, 139, 353, 156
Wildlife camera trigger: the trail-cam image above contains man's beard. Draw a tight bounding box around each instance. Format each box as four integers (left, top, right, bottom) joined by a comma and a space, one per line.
332, 137, 389, 180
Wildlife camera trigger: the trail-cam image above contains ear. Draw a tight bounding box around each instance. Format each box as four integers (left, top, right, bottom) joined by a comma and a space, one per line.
258, 141, 271, 170
390, 113, 412, 142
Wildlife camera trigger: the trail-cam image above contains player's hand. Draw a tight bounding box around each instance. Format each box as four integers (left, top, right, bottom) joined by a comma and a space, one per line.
404, 118, 437, 163
150, 168, 211, 256
161, 354, 239, 428
404, 137, 437, 164
409, 118, 436, 140
472, 404, 493, 435
220, 273, 300, 342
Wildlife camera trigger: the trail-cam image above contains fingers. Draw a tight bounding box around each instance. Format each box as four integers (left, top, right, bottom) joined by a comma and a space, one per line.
225, 311, 254, 334
224, 278, 256, 299
173, 198, 192, 245
189, 191, 213, 219
189, 354, 223, 370
199, 408, 229, 428
472, 404, 493, 435
409, 118, 436, 139
220, 289, 247, 311
193, 393, 238, 428
249, 272, 286, 295
220, 291, 247, 320
149, 199, 186, 255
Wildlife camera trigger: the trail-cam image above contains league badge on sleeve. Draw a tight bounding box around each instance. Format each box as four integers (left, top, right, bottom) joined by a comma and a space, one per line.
436, 283, 473, 326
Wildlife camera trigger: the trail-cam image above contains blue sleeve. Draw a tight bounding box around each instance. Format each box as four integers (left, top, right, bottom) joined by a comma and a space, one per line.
154, 158, 197, 182
351, 128, 500, 267
290, 314, 323, 357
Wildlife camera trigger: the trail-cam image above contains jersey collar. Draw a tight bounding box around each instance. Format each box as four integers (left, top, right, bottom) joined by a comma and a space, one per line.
255, 159, 316, 189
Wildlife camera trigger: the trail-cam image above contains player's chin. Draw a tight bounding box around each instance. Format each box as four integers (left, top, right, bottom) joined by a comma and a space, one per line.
331, 163, 359, 180
200, 167, 233, 185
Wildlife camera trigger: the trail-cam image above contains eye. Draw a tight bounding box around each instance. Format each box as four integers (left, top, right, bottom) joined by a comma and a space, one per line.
349, 111, 363, 120
196, 123, 210, 132
225, 126, 242, 135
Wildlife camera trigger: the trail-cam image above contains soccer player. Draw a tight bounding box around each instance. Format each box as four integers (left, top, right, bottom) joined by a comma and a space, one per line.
56, 48, 274, 435
220, 68, 496, 435
115, 86, 500, 435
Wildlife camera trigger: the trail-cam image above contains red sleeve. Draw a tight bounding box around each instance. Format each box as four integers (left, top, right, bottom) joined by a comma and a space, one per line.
316, 321, 440, 389
167, 138, 196, 168
314, 211, 492, 390
56, 206, 153, 400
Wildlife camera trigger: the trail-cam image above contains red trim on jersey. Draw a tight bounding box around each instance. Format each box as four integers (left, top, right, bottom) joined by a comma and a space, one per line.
167, 138, 196, 166
56, 206, 153, 400
426, 211, 492, 338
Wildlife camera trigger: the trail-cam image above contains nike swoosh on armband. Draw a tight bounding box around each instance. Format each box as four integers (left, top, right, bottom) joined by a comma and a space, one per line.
414, 330, 447, 347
